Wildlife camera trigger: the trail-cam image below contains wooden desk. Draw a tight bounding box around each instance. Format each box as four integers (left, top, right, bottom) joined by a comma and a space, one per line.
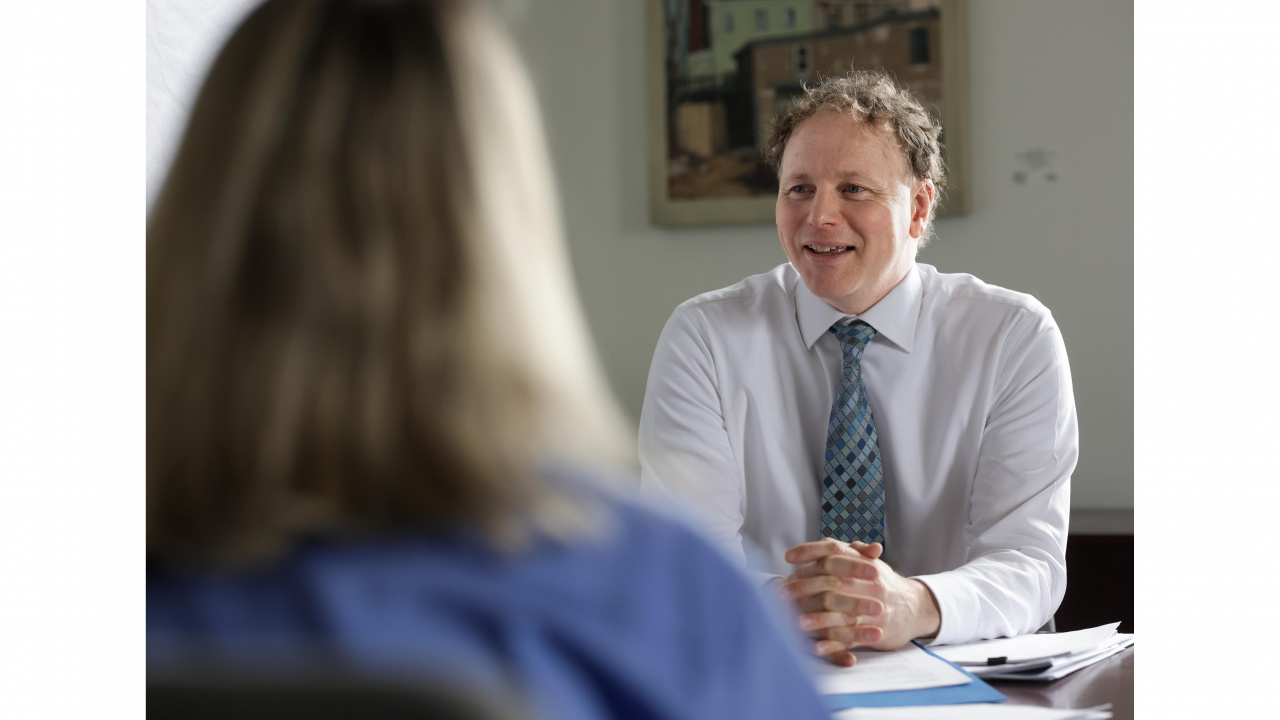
989, 647, 1134, 720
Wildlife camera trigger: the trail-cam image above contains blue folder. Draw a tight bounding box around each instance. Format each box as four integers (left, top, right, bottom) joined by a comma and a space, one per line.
822, 642, 1007, 711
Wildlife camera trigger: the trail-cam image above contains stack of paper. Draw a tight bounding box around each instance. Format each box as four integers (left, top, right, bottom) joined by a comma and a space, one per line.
928, 623, 1133, 682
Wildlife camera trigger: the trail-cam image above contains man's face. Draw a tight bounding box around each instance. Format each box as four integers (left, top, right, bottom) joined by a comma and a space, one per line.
775, 111, 933, 315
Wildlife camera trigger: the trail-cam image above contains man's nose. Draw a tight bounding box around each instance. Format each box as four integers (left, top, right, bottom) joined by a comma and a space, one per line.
808, 188, 840, 227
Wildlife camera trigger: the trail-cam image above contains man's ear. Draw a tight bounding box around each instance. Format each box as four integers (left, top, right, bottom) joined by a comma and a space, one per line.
908, 179, 935, 241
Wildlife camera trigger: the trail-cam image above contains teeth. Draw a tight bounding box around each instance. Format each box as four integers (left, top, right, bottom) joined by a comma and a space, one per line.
807, 245, 848, 254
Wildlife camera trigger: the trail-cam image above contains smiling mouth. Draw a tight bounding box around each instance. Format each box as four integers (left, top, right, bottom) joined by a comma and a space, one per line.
805, 245, 851, 255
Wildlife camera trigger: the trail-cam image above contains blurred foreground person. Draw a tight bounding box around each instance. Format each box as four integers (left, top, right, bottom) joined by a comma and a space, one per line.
146, 1, 831, 718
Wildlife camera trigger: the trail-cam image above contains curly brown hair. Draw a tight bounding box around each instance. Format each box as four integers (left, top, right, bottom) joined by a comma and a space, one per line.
763, 70, 947, 239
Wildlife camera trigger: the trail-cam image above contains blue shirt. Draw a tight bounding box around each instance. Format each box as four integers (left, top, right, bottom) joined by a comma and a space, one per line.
148, 492, 831, 720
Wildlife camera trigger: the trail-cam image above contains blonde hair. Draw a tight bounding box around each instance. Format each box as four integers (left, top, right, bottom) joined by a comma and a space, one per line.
147, 0, 633, 563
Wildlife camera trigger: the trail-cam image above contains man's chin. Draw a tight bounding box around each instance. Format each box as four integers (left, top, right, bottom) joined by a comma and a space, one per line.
799, 271, 861, 305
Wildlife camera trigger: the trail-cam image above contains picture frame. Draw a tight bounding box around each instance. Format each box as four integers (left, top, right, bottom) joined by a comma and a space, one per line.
646, 0, 970, 227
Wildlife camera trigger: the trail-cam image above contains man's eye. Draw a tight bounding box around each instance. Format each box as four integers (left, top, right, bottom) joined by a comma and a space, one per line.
790, 185, 811, 194
843, 184, 864, 193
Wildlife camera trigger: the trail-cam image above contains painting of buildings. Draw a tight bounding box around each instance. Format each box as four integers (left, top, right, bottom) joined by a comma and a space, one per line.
650, 0, 966, 225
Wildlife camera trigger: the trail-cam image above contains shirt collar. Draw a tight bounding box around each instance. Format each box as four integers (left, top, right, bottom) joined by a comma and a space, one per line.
795, 264, 922, 353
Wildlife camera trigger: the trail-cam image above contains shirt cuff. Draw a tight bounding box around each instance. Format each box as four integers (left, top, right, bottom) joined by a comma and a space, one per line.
910, 570, 978, 646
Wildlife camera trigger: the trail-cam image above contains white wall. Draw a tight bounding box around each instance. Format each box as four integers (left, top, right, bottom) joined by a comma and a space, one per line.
146, 0, 1133, 510
503, 0, 1133, 510
147, 0, 259, 207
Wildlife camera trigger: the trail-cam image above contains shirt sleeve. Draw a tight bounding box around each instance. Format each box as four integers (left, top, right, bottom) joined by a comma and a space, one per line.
638, 304, 752, 565
913, 309, 1077, 645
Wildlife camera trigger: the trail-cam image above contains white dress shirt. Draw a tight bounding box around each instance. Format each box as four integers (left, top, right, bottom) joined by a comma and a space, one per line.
638, 263, 1077, 645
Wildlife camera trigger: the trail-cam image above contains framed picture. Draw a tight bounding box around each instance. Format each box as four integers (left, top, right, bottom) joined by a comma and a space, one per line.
646, 0, 969, 227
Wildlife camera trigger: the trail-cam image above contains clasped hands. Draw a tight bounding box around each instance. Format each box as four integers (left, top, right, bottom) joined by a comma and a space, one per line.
778, 538, 941, 667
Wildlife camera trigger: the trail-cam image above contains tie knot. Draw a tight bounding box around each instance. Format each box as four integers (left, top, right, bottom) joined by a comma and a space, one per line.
829, 321, 877, 365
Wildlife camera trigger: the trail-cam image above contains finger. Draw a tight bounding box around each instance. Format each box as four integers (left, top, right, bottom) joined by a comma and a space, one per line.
799, 611, 851, 632
795, 592, 850, 615
781, 574, 849, 600
785, 538, 860, 564
814, 639, 851, 656
784, 572, 886, 602
819, 649, 856, 667
797, 603, 884, 631
816, 625, 885, 648
848, 541, 884, 560
797, 592, 854, 615
795, 588, 885, 616
798, 607, 849, 630
813, 622, 886, 657
790, 555, 879, 581
823, 650, 856, 667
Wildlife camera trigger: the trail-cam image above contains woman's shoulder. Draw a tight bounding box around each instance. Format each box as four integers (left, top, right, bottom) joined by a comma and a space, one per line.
147, 469, 831, 720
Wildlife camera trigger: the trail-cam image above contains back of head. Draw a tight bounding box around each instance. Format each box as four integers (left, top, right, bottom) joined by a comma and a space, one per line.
147, 0, 632, 564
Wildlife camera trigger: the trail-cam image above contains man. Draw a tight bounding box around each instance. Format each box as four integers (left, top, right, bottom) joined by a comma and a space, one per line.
639, 71, 1076, 666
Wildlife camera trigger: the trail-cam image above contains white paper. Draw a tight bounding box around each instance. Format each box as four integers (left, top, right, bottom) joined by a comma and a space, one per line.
147, 1, 261, 207
967, 657, 1052, 677
810, 644, 972, 695
981, 636, 1133, 682
928, 623, 1121, 665
971, 634, 1132, 678
831, 702, 1113, 720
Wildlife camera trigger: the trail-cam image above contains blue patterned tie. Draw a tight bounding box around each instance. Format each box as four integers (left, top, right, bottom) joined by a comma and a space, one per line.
820, 321, 885, 545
